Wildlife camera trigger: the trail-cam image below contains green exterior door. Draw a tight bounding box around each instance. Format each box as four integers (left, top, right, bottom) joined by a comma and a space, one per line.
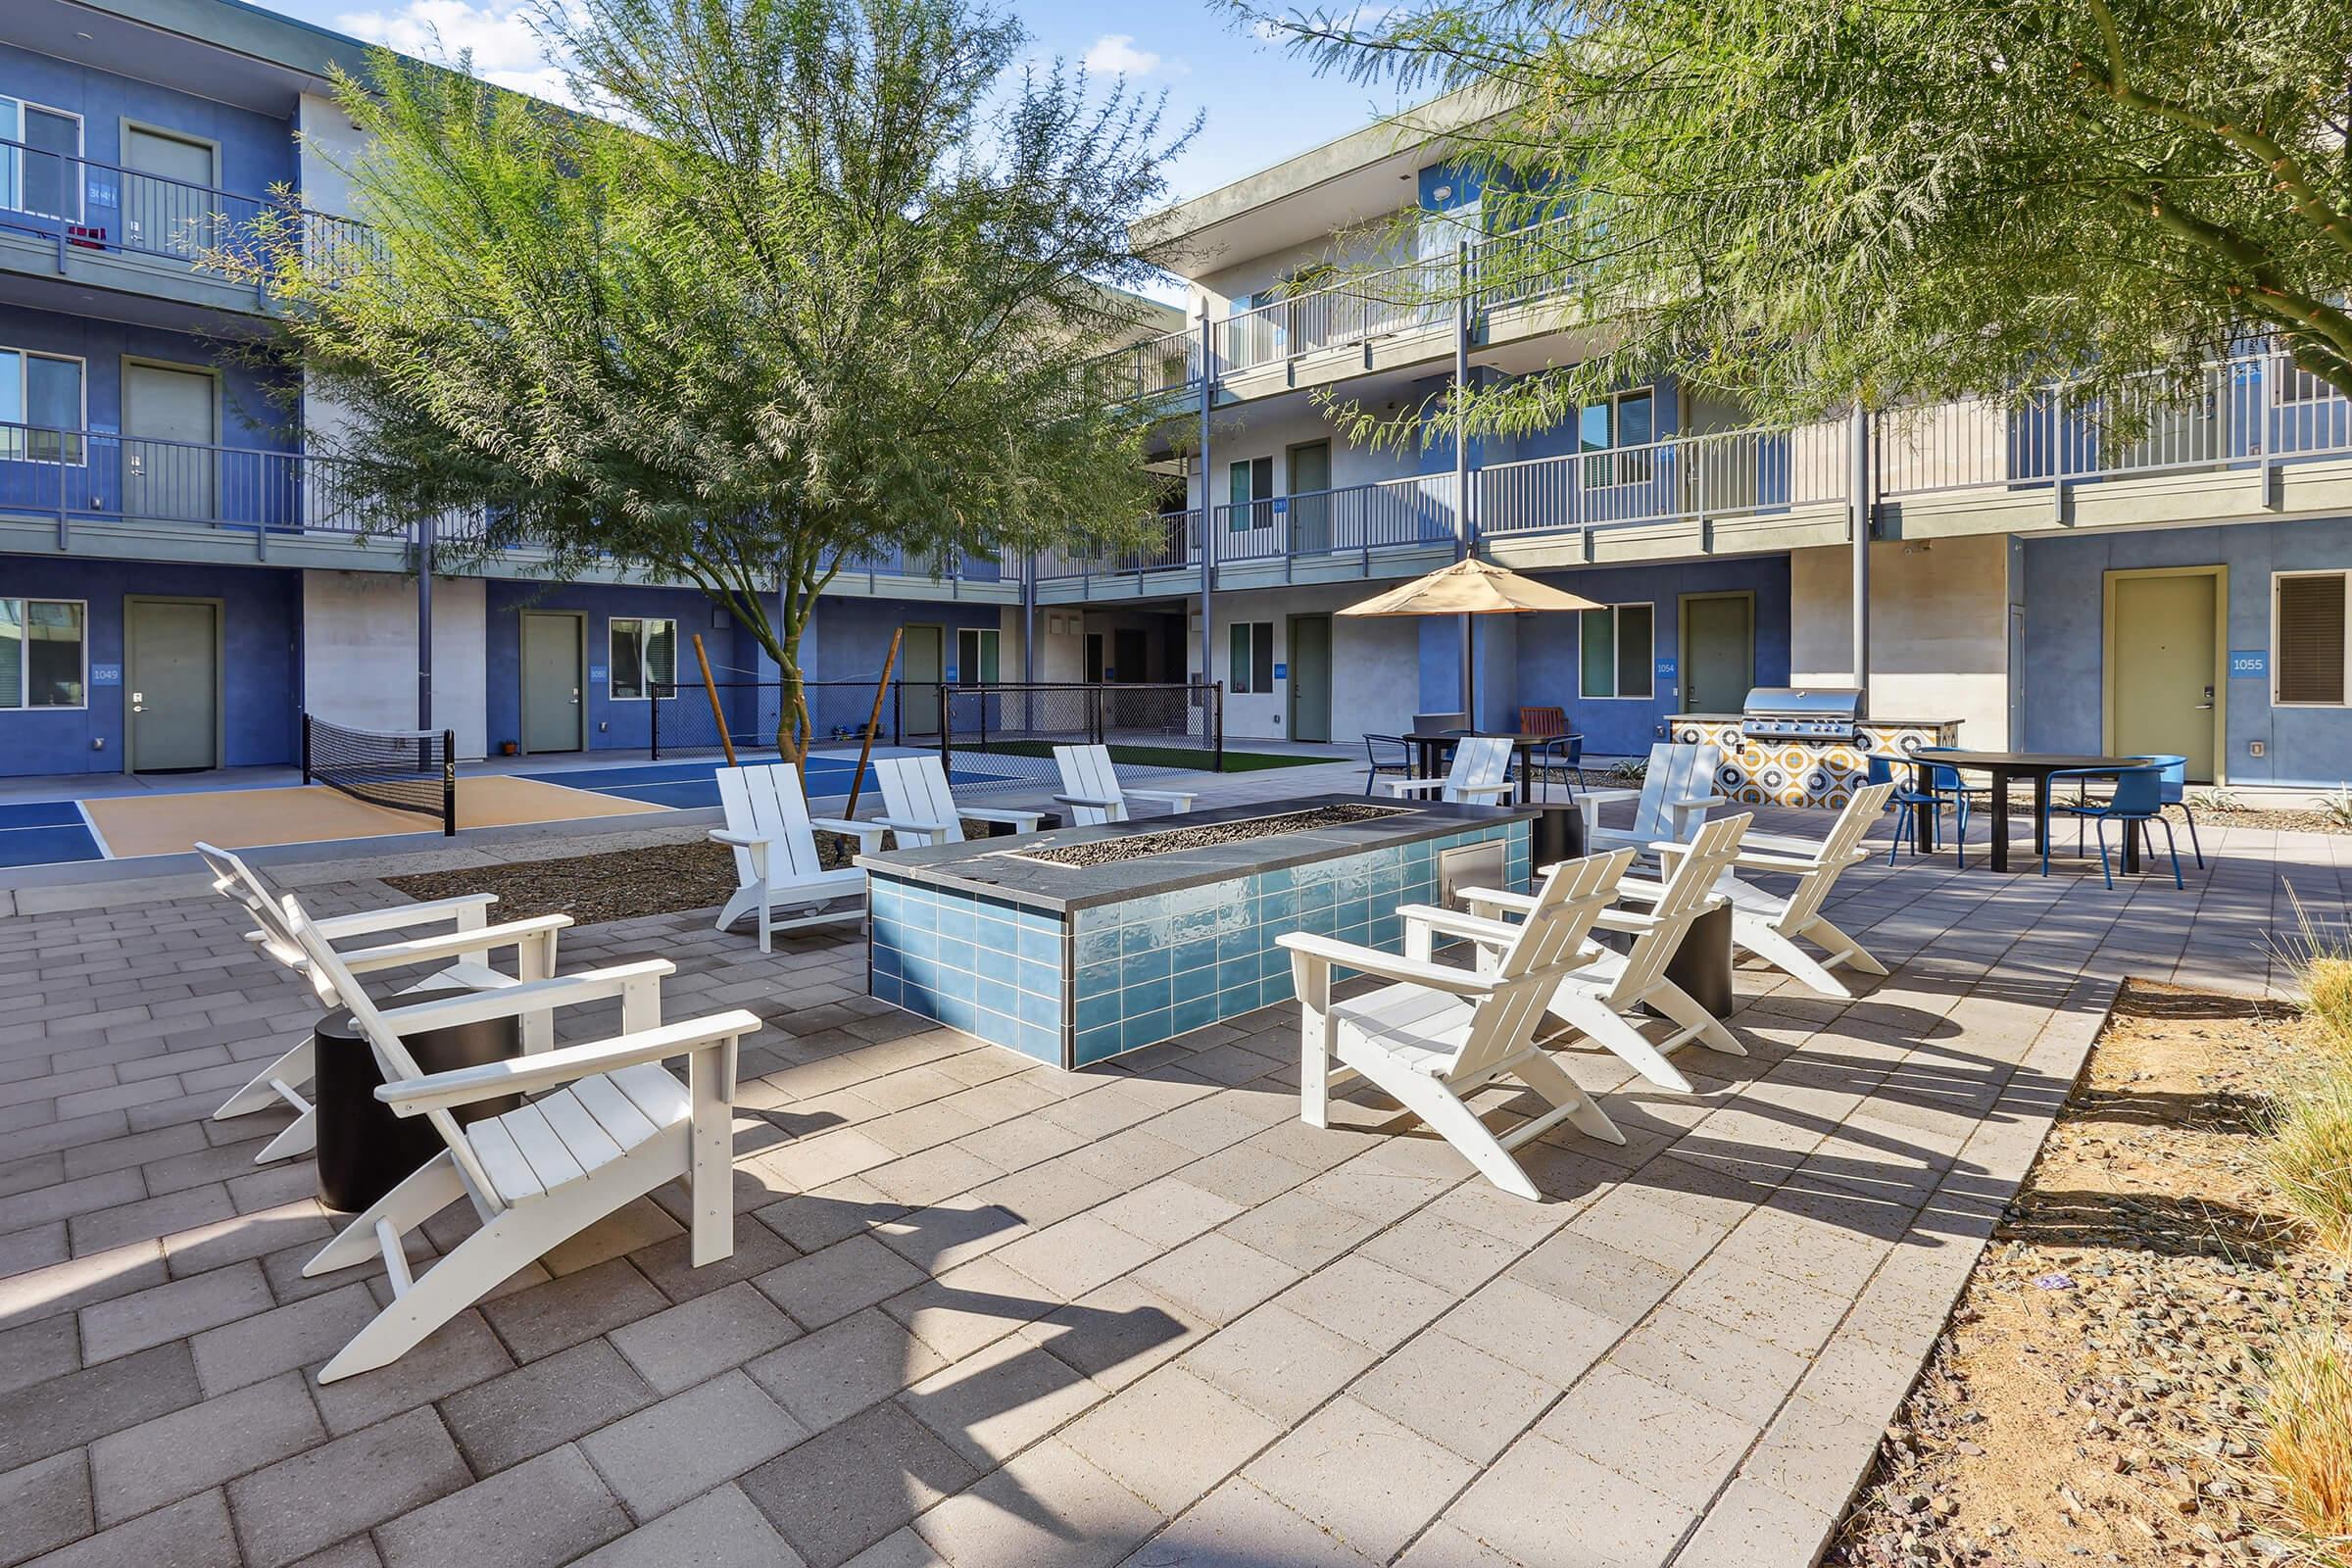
1679, 592, 1755, 716
1287, 613, 1332, 742
520, 612, 584, 754
2111, 573, 2218, 780
122, 125, 217, 259
1288, 442, 1332, 553
125, 598, 219, 772
902, 623, 943, 735
123, 362, 218, 522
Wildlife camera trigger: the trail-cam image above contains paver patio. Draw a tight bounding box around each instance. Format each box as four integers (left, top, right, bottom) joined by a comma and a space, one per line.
0, 759, 2342, 1568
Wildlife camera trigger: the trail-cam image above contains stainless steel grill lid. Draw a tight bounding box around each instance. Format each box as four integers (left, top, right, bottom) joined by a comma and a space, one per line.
1739, 687, 1864, 741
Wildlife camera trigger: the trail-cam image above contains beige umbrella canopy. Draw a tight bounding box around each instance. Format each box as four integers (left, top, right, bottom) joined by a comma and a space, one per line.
1338, 557, 1605, 619
1339, 558, 1604, 726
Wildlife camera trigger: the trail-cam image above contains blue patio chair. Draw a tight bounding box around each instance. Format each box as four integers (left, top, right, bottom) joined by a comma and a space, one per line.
1362, 733, 1412, 797
1530, 733, 1589, 800
2140, 754, 2204, 867
1867, 755, 1966, 866
2043, 765, 2183, 889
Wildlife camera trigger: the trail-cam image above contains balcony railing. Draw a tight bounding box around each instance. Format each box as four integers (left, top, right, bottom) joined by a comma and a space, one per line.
0, 421, 403, 539
1090, 329, 1202, 405
1218, 256, 1456, 375
0, 135, 373, 291
1212, 474, 1458, 563
1035, 511, 1201, 580
1481, 419, 1853, 535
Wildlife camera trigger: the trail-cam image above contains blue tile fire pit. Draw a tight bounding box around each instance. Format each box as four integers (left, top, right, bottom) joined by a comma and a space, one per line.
860, 794, 1534, 1067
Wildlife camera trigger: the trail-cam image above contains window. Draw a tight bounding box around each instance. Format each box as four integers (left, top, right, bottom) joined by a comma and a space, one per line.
1578, 603, 1654, 700
2276, 572, 2347, 707
955, 626, 999, 686
0, 598, 86, 710
0, 348, 85, 463
607, 616, 675, 700
1228, 456, 1274, 531
1580, 388, 1655, 486
0, 98, 82, 220
1228, 620, 1276, 695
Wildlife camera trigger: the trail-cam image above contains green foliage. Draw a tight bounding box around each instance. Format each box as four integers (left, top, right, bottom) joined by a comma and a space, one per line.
247, 0, 1189, 757
1256, 0, 2352, 445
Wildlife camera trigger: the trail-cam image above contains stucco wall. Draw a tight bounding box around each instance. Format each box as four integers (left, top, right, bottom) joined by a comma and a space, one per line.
1791, 537, 2010, 750
301, 570, 487, 759
0, 304, 293, 451
0, 42, 298, 207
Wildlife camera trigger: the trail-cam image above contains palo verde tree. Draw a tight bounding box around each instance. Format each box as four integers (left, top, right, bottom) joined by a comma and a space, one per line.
1252, 0, 2352, 442
250, 0, 1188, 761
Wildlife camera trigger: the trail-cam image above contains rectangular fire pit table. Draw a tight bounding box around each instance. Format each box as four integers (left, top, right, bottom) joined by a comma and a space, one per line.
860, 793, 1535, 1068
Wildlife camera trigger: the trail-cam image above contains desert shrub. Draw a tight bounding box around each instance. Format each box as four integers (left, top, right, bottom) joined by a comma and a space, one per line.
2322, 786, 2352, 832
2263, 1328, 2352, 1544
2188, 786, 2238, 811
2261, 1070, 2352, 1254
1606, 758, 1648, 784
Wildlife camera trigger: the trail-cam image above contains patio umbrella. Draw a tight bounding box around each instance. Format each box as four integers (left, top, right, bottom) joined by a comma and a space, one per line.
1337, 558, 1603, 723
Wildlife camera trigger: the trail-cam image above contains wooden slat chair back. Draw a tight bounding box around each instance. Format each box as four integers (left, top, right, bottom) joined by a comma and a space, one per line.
283, 902, 760, 1383
1280, 849, 1638, 1199
709, 764, 882, 951
1606, 811, 1750, 1006
717, 764, 827, 888
875, 756, 968, 847
1518, 707, 1567, 737
1774, 784, 1888, 934
1447, 736, 1515, 803
1052, 744, 1199, 826
1590, 742, 1723, 853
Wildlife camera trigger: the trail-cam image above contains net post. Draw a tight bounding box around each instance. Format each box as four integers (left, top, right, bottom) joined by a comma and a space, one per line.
651, 683, 662, 760
1214, 682, 1225, 771
440, 729, 457, 836
938, 682, 953, 773
300, 713, 313, 786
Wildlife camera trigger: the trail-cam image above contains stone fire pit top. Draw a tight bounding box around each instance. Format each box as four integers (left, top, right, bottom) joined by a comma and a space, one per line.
858, 793, 1539, 914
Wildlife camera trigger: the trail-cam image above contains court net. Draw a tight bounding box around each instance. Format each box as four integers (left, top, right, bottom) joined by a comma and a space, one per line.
301, 714, 458, 836
649, 679, 915, 760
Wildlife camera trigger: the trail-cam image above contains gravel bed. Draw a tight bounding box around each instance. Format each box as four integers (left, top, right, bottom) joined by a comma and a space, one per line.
1002, 803, 1412, 867
380, 830, 888, 923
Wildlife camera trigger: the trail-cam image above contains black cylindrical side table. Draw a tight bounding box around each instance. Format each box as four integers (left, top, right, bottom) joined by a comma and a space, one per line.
314, 991, 524, 1213
1529, 802, 1588, 876
1664, 901, 1737, 1020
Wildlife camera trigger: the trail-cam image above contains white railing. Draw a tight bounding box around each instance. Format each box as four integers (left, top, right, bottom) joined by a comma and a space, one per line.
1211, 473, 1458, 564
1091, 329, 1201, 405
1034, 511, 1201, 580
1217, 255, 1455, 374
1479, 419, 1853, 536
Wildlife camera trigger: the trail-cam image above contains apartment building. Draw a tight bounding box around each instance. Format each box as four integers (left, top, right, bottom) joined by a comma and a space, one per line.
1060, 112, 2352, 787
3, 0, 2345, 789
0, 0, 1109, 778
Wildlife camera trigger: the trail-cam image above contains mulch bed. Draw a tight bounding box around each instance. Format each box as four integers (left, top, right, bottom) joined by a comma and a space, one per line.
383, 834, 857, 925
1826, 982, 2342, 1568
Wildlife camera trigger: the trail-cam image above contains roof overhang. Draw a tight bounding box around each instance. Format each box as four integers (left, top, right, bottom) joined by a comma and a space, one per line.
22, 0, 387, 115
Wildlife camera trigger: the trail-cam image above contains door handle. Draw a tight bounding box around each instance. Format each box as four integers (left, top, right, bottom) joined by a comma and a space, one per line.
2194, 684, 2215, 710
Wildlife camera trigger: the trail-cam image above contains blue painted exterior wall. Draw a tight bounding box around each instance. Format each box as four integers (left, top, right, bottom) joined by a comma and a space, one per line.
0, 43, 299, 205
2019, 517, 2352, 787
0, 556, 300, 775
0, 303, 294, 449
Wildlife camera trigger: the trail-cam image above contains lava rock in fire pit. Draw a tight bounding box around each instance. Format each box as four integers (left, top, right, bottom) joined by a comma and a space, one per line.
1002, 804, 1415, 868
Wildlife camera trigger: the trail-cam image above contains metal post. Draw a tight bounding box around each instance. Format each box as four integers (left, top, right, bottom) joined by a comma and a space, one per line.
1022, 554, 1037, 685
1454, 239, 1474, 720
1197, 310, 1214, 694
416, 513, 436, 732
439, 729, 457, 837
1849, 404, 1871, 710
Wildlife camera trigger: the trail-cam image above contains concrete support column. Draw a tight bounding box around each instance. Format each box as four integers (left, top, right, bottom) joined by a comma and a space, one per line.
1198, 309, 1214, 689
1454, 240, 1474, 715
416, 514, 435, 732
1850, 404, 1872, 711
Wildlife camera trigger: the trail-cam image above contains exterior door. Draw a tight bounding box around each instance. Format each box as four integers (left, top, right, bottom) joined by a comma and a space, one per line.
1113, 628, 1147, 683
1679, 592, 1755, 716
1288, 441, 1333, 553
122, 361, 217, 522
125, 597, 220, 771
1084, 633, 1104, 683
1288, 613, 1332, 742
519, 612, 584, 754
121, 125, 216, 259
902, 623, 943, 736
2109, 571, 2220, 780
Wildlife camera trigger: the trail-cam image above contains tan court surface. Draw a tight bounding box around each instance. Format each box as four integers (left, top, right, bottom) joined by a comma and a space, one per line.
80, 774, 663, 858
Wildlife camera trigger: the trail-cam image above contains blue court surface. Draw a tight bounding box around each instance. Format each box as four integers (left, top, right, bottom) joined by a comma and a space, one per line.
523, 756, 1008, 810
0, 800, 105, 868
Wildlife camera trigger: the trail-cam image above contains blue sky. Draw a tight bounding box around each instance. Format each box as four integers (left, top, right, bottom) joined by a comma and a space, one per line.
244, 0, 1419, 209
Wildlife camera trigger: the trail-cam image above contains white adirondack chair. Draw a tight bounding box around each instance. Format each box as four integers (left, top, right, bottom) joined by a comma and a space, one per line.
197, 842, 567, 1163
710, 764, 888, 953
1383, 735, 1517, 805
1586, 743, 1724, 855
1279, 850, 1637, 1199
1463, 811, 1752, 1093
870, 755, 1043, 847
1053, 744, 1199, 827
284, 904, 761, 1383
1617, 783, 1894, 999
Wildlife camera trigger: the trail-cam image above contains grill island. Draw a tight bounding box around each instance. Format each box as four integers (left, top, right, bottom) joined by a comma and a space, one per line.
1673, 688, 1962, 808
860, 794, 1534, 1068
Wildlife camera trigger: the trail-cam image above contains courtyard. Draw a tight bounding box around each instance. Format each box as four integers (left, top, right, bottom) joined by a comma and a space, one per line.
0, 757, 2332, 1568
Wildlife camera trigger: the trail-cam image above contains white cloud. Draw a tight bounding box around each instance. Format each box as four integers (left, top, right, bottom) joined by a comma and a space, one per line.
333, 0, 576, 103
1082, 33, 1170, 76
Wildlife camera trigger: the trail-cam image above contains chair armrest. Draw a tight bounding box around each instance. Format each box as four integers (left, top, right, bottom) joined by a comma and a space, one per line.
1275, 932, 1500, 997
375, 959, 678, 1034
1610, 875, 1669, 904
1054, 793, 1121, 809
312, 893, 499, 940
1126, 790, 1197, 809
1594, 906, 1664, 935
379, 1009, 762, 1115
1732, 851, 1823, 874
710, 829, 775, 849
873, 814, 952, 837
336, 914, 573, 974
1667, 794, 1725, 810
1397, 903, 1525, 949
1383, 777, 1451, 796
810, 815, 883, 841
1456, 782, 1516, 803
1456, 885, 1537, 919
963, 808, 1044, 830
1736, 829, 1827, 858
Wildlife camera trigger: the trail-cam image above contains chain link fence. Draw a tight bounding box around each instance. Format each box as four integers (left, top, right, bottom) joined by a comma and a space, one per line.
650, 679, 911, 760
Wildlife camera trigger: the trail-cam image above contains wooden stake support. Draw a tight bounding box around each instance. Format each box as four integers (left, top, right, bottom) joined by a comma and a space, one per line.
693, 634, 737, 767
844, 627, 902, 819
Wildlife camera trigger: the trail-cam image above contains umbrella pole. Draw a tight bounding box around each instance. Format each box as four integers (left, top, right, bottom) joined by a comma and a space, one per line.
1461, 613, 1475, 726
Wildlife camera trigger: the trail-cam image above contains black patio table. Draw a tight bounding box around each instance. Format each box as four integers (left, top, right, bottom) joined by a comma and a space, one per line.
1408, 729, 1547, 806
1910, 749, 2152, 875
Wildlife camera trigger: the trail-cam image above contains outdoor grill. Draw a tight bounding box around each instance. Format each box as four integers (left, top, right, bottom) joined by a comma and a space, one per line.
1739, 687, 1866, 742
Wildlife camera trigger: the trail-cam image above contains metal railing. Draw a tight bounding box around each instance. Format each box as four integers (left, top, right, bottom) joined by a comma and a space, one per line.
0, 135, 373, 289
1480, 419, 1853, 535
1033, 510, 1201, 580
1217, 255, 1455, 375
1090, 328, 1202, 404
831, 544, 1015, 586
1875, 350, 2352, 500
1210, 473, 1458, 564
0, 420, 401, 539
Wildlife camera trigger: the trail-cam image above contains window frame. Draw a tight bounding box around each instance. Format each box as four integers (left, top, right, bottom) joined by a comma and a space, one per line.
605, 615, 677, 702
2273, 569, 2349, 709
1577, 602, 1656, 701
1228, 620, 1276, 695
1580, 387, 1657, 488
0, 345, 88, 466
954, 626, 999, 687
0, 97, 86, 222
0, 596, 89, 711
